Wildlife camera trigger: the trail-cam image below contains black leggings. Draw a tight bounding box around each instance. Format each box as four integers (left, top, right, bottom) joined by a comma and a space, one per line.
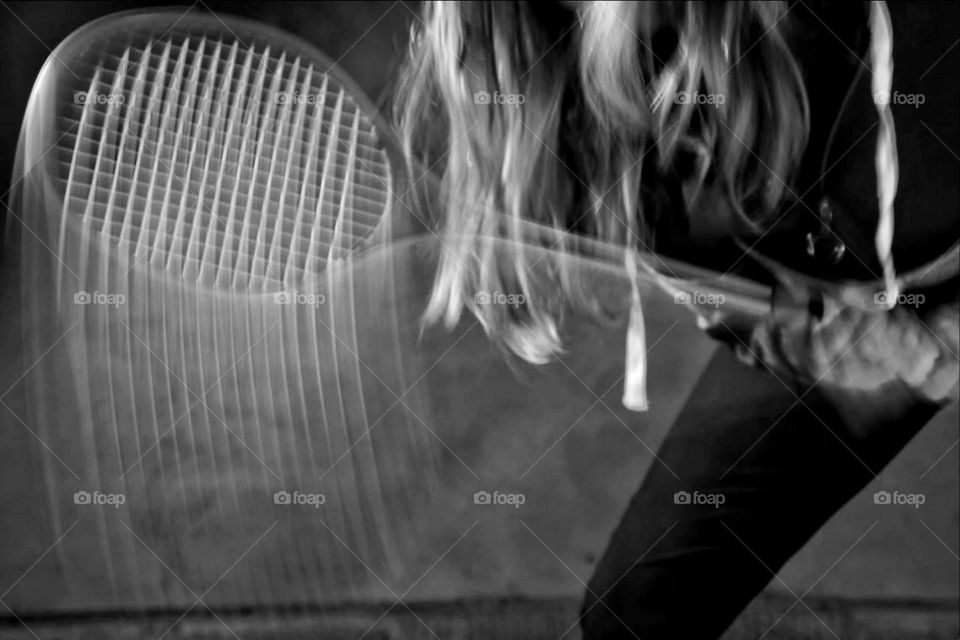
581, 346, 940, 639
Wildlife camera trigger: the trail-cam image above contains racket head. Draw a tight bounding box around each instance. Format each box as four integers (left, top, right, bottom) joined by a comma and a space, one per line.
18, 7, 402, 294
7, 8, 441, 611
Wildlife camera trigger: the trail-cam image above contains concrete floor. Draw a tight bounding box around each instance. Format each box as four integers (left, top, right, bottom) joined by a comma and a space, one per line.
0, 593, 956, 639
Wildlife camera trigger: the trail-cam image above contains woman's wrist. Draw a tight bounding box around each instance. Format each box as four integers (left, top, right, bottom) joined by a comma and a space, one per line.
902, 299, 960, 404
707, 283, 959, 407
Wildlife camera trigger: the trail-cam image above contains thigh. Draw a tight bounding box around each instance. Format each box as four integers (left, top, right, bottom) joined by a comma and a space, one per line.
581, 346, 939, 640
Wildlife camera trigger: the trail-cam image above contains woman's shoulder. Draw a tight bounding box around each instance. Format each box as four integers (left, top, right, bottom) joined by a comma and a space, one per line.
815, 1, 959, 276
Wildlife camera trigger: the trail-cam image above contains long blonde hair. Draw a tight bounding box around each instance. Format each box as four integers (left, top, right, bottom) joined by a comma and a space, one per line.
395, 1, 809, 362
